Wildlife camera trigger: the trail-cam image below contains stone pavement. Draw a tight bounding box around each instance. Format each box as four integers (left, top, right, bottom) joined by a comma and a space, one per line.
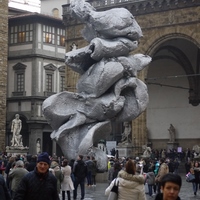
61, 173, 199, 200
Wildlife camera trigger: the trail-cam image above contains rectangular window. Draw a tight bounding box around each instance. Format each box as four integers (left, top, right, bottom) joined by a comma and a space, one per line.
60, 75, 65, 92
43, 25, 55, 44
46, 74, 53, 92
57, 28, 65, 46
10, 24, 33, 44
17, 73, 24, 92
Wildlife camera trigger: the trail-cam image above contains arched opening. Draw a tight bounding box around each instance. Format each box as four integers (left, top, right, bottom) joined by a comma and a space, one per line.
146, 37, 200, 148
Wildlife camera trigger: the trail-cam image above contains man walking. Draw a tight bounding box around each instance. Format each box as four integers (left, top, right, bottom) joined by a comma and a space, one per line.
85, 156, 94, 187
13, 152, 59, 200
8, 160, 28, 198
73, 155, 87, 200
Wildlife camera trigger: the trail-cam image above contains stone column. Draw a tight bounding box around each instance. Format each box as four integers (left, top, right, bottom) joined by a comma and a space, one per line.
0, 0, 8, 152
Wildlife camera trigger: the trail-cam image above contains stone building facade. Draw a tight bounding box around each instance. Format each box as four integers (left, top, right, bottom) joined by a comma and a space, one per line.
6, 12, 66, 155
62, 0, 200, 154
0, 0, 8, 152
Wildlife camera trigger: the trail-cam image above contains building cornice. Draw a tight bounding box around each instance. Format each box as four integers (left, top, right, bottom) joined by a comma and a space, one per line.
62, 0, 200, 25
8, 54, 65, 62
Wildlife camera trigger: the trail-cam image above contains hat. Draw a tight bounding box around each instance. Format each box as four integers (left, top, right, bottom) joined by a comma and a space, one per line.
15, 160, 24, 167
136, 157, 139, 161
50, 161, 59, 169
37, 152, 50, 165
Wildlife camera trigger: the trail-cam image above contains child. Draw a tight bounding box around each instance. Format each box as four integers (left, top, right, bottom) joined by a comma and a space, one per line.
145, 168, 155, 197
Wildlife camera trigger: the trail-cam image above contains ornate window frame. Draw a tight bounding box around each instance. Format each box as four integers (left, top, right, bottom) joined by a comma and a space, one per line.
58, 65, 65, 92
12, 62, 27, 96
44, 64, 56, 96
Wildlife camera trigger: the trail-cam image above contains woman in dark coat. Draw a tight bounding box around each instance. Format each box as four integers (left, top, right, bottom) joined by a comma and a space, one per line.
193, 161, 200, 195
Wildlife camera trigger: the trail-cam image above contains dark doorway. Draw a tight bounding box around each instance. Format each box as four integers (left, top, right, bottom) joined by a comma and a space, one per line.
43, 132, 52, 156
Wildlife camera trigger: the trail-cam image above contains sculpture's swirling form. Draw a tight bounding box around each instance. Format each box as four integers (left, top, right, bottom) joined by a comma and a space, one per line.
42, 0, 151, 171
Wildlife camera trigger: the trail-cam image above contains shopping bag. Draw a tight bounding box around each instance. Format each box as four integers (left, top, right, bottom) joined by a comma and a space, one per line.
186, 173, 195, 182
145, 183, 149, 194
107, 178, 119, 200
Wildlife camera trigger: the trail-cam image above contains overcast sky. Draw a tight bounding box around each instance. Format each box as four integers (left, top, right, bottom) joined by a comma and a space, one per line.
9, 0, 41, 13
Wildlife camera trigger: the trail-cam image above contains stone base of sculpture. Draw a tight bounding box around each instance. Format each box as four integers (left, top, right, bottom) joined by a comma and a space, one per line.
141, 154, 151, 158
116, 143, 133, 158
167, 142, 178, 151
6, 146, 29, 156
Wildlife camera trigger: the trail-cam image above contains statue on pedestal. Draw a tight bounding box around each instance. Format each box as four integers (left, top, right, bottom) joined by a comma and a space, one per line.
121, 121, 132, 143
36, 140, 41, 154
142, 145, 151, 157
168, 124, 175, 142
11, 114, 23, 147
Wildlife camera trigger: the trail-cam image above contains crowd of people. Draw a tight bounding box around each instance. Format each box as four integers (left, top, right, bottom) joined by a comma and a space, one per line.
0, 153, 98, 200
106, 156, 182, 200
107, 147, 200, 199
0, 147, 200, 200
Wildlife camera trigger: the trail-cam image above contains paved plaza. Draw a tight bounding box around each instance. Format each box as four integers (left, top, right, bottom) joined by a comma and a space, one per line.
66, 173, 199, 200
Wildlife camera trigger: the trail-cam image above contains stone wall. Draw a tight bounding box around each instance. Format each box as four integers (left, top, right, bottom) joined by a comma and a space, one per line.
0, 0, 8, 152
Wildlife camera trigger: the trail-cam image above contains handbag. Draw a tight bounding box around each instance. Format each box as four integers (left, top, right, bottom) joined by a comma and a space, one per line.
186, 173, 195, 182
107, 178, 119, 200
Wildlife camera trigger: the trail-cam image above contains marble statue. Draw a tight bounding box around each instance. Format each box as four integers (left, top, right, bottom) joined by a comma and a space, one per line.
36, 140, 41, 154
121, 122, 132, 143
193, 145, 200, 154
11, 114, 23, 147
42, 0, 151, 171
142, 145, 151, 157
168, 124, 175, 142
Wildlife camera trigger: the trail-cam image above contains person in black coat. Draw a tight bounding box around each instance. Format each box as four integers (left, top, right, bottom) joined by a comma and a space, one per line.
13, 152, 59, 200
26, 155, 37, 172
0, 174, 11, 200
193, 161, 200, 196
73, 155, 88, 200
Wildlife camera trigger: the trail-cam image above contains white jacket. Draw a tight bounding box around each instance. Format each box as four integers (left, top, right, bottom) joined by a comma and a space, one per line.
61, 165, 74, 191
105, 170, 146, 200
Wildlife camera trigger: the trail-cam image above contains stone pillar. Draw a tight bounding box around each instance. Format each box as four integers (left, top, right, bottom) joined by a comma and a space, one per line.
52, 140, 57, 155
0, 0, 8, 152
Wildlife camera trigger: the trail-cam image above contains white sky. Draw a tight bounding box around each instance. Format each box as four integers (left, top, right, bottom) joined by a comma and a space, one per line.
9, 0, 41, 13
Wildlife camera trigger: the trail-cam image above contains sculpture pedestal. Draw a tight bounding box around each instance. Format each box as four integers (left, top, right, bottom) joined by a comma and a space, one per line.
116, 143, 133, 158
167, 142, 178, 151
6, 146, 29, 156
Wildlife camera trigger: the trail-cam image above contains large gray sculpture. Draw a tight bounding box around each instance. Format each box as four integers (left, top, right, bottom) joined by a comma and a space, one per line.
42, 0, 151, 171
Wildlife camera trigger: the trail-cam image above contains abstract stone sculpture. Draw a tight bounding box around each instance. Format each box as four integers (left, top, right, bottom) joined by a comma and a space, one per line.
42, 0, 151, 171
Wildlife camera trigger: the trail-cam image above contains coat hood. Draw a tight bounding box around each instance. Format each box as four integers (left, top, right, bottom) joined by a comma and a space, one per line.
118, 170, 145, 188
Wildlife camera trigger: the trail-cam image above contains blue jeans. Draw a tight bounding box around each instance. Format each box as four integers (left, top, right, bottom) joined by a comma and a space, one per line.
192, 182, 198, 193
148, 184, 153, 196
73, 178, 85, 199
86, 171, 92, 185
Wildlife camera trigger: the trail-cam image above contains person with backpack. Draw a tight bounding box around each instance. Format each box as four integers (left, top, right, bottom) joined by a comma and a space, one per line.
50, 161, 64, 195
